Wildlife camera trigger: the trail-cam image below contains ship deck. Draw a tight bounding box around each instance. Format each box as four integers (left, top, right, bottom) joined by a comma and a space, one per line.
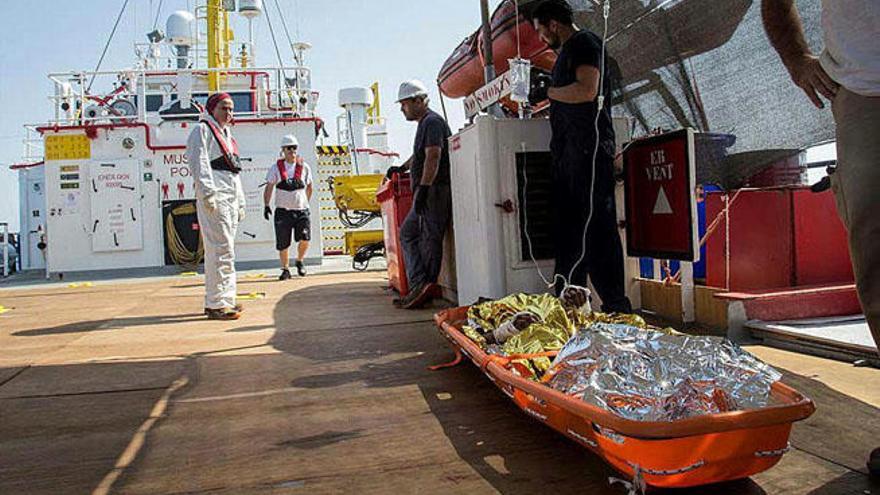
1, 269, 878, 494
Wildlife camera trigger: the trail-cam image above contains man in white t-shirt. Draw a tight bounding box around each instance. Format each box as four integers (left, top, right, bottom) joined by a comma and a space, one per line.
762, 0, 879, 477
263, 134, 313, 280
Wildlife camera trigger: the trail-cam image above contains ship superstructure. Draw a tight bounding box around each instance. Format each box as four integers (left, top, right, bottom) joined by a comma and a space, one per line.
12, 0, 395, 275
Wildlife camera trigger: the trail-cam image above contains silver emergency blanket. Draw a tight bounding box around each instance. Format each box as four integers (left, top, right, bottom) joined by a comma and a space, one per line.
546, 323, 782, 422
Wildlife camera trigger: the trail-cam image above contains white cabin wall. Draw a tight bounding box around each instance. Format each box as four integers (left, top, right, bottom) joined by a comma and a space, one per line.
45, 128, 165, 273
231, 121, 323, 263
42, 120, 324, 274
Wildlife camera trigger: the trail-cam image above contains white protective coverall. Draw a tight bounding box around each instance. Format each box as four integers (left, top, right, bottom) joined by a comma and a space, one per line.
185, 115, 246, 310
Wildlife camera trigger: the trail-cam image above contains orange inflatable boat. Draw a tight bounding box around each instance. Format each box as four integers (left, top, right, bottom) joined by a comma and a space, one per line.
438, 0, 555, 99
434, 306, 816, 488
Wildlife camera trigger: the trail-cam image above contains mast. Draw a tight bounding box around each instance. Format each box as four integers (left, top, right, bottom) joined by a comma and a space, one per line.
206, 0, 232, 91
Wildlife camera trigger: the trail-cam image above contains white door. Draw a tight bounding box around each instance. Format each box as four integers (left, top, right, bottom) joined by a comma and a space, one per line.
236, 153, 279, 245
26, 178, 46, 269
497, 120, 555, 295
89, 160, 144, 252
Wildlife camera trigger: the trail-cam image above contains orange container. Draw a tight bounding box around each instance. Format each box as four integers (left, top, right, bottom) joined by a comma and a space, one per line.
434, 307, 815, 488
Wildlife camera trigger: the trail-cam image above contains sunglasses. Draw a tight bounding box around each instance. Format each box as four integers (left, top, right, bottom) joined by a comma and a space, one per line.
284, 146, 298, 151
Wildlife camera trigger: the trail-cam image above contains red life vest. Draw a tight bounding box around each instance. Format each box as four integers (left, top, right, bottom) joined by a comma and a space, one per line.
276, 157, 304, 182
201, 119, 241, 173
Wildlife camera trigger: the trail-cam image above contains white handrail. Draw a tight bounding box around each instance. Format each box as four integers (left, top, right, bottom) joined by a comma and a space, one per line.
39, 65, 317, 127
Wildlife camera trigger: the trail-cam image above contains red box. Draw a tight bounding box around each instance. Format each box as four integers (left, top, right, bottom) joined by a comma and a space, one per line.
705, 187, 852, 291
377, 174, 413, 296
792, 189, 854, 285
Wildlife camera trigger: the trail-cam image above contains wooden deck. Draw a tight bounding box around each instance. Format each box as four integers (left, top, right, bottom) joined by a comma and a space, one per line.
1, 271, 877, 494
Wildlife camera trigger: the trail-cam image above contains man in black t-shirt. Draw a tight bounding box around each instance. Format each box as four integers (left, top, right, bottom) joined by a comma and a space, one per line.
390, 79, 453, 309
531, 0, 632, 313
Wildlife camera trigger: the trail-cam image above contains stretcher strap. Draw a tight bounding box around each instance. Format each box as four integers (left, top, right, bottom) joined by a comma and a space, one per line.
427, 346, 463, 371
628, 459, 705, 476
565, 428, 598, 448
480, 351, 559, 373
755, 443, 791, 457
610, 459, 706, 495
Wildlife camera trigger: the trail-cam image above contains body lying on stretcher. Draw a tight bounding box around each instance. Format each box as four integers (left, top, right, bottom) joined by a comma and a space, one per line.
461, 289, 781, 422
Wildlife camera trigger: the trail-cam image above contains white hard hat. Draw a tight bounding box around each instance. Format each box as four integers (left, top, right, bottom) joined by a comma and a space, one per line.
280, 134, 299, 148
396, 79, 429, 103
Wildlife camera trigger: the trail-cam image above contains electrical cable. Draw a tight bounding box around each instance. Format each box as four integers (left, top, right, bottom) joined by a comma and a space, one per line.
273, 0, 297, 58
88, 0, 132, 93
152, 0, 165, 30
352, 241, 385, 271
338, 209, 380, 229
265, 5, 288, 81
437, 80, 450, 123
519, 143, 562, 289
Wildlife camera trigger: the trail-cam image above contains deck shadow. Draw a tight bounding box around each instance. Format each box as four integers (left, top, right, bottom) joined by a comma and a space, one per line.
266, 280, 878, 493
12, 313, 205, 337
0, 362, 181, 495
418, 360, 768, 495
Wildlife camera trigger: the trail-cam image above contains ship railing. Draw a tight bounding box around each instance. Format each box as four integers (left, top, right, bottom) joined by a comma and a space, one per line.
133, 41, 263, 73
21, 125, 44, 163
44, 65, 316, 126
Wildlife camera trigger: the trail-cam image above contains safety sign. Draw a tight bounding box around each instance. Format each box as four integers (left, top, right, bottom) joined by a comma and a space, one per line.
623, 128, 699, 261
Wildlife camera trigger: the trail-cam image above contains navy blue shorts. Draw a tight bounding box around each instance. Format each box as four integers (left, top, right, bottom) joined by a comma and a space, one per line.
274, 208, 311, 250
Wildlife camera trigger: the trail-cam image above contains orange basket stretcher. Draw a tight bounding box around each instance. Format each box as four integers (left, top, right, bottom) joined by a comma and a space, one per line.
434, 307, 816, 489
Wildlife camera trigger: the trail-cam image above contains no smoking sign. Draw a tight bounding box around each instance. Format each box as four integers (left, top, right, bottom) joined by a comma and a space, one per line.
623, 128, 699, 261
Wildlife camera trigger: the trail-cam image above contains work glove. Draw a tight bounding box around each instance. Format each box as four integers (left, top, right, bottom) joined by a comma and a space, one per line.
529, 73, 553, 105
263, 205, 272, 220
203, 194, 218, 213
414, 185, 429, 216
385, 165, 404, 179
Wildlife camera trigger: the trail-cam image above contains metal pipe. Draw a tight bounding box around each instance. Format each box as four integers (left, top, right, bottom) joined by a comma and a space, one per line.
480, 0, 502, 117
480, 0, 494, 81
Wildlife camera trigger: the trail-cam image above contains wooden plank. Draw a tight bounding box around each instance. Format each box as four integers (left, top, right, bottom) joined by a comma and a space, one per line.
638, 278, 682, 322
695, 285, 729, 333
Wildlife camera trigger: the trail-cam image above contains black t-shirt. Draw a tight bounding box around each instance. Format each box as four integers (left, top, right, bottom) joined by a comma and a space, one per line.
549, 30, 614, 153
411, 110, 452, 186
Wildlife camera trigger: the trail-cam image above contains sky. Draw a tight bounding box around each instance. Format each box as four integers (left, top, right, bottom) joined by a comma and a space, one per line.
0, 0, 503, 232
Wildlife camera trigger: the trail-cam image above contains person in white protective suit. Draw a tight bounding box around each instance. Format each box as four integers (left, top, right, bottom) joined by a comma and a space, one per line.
186, 92, 247, 320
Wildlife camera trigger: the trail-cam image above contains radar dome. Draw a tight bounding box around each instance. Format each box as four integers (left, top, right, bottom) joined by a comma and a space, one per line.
166, 11, 195, 46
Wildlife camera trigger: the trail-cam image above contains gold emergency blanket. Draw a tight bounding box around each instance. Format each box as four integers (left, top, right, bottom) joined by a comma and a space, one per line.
462, 293, 654, 376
